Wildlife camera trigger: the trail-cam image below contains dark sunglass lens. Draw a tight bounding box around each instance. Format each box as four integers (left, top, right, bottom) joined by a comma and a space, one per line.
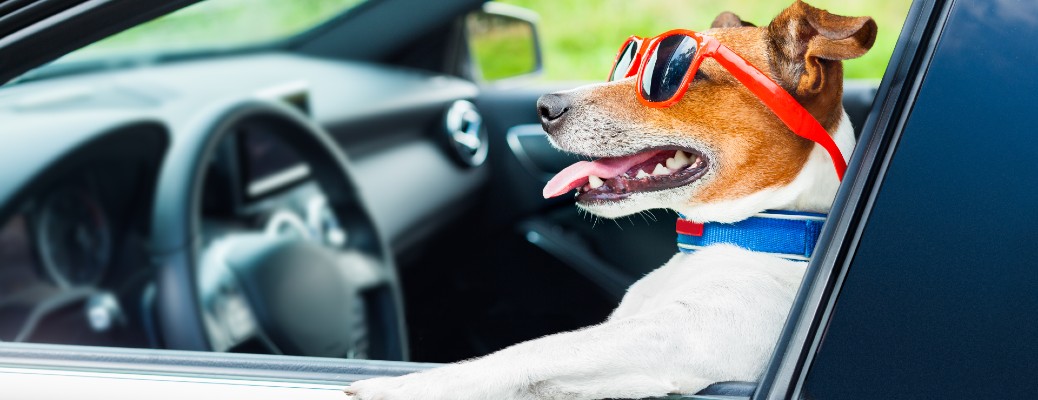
609, 40, 639, 81
641, 35, 697, 102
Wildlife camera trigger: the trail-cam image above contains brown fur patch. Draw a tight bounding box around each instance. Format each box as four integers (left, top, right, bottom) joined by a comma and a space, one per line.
592, 27, 818, 205
768, 1, 877, 130
711, 12, 756, 29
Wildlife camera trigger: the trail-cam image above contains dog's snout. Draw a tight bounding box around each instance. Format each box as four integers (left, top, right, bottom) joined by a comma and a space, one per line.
537, 93, 571, 133
538, 94, 570, 120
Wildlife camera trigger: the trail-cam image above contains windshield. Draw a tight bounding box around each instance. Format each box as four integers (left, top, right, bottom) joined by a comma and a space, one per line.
15, 0, 366, 82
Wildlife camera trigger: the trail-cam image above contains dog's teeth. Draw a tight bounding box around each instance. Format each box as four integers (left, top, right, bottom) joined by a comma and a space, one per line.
588, 175, 604, 189
636, 170, 650, 179
652, 163, 669, 175
665, 156, 688, 170
674, 150, 691, 165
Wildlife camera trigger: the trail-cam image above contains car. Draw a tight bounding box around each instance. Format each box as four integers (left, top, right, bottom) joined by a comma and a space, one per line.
1, 0, 1035, 398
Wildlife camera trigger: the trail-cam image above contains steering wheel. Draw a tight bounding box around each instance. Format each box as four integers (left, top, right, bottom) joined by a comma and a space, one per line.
150, 100, 407, 360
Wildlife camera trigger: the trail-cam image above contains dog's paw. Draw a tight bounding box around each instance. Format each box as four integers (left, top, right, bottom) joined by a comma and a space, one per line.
343, 374, 450, 400
342, 376, 402, 400
342, 368, 512, 400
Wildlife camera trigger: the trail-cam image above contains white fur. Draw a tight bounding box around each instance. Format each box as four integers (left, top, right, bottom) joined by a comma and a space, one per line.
344, 108, 855, 400
677, 111, 855, 222
345, 246, 806, 399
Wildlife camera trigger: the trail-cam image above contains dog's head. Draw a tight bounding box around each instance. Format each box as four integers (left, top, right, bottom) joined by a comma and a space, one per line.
539, 1, 876, 222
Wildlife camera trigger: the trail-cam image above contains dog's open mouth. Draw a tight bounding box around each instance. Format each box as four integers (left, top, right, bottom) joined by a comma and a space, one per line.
543, 149, 709, 202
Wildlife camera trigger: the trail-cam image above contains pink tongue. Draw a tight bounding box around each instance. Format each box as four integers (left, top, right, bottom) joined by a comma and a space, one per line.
543, 151, 660, 199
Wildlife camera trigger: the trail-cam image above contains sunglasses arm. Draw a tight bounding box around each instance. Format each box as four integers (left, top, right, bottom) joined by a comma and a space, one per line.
709, 43, 848, 180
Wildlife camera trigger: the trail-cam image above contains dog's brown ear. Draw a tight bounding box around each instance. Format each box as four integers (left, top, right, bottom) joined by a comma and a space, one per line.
711, 11, 756, 28
767, 0, 877, 96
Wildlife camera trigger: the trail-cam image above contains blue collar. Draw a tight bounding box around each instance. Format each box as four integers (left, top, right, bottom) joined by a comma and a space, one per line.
676, 210, 826, 261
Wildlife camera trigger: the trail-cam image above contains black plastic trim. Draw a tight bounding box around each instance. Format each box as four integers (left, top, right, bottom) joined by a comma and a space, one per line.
0, 0, 38, 17
0, 0, 78, 38
0, 0, 203, 84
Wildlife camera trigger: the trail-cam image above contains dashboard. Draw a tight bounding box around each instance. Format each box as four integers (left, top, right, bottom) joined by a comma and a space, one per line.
0, 214, 51, 341
0, 52, 489, 349
2, 178, 113, 292
0, 132, 165, 347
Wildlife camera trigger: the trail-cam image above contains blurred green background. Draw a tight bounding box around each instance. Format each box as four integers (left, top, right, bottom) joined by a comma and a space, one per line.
468, 12, 539, 81
498, 0, 913, 81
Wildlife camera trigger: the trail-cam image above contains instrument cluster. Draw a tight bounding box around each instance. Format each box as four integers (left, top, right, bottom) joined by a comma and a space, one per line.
0, 171, 136, 343
32, 182, 112, 288
0, 178, 115, 298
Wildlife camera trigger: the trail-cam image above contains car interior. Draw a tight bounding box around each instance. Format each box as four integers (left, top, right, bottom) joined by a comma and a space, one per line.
0, 0, 882, 384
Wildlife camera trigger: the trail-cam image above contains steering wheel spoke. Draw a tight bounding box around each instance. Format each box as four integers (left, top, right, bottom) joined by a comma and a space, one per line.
197, 233, 266, 353
336, 249, 389, 291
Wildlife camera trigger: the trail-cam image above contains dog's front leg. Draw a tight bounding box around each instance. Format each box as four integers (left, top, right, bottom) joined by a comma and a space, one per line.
345, 304, 740, 400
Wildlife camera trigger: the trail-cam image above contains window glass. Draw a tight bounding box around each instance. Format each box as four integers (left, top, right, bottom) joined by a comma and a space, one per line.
14, 0, 365, 82
803, 1, 1038, 397
69, 0, 365, 59
0, 1, 916, 397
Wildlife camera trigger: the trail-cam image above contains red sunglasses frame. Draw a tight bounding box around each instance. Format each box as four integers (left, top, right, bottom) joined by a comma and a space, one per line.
632, 29, 847, 180
607, 36, 648, 81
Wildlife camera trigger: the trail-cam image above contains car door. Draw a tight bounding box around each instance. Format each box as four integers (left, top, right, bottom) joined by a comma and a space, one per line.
0, 0, 944, 399
774, 0, 1038, 397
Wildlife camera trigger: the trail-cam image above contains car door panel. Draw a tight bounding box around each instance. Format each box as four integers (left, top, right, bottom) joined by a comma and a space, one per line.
0, 342, 725, 399
0, 368, 346, 400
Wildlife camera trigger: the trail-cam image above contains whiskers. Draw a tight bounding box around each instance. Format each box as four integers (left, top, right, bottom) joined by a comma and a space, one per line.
578, 207, 602, 229
579, 208, 662, 231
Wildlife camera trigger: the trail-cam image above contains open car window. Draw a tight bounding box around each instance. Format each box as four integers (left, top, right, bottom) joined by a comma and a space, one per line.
0, 0, 936, 399
12, 0, 368, 83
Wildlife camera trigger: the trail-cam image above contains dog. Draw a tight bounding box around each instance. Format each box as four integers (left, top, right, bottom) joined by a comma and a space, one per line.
345, 1, 876, 398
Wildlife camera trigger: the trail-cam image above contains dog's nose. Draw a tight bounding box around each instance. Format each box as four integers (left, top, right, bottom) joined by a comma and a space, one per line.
537, 93, 571, 132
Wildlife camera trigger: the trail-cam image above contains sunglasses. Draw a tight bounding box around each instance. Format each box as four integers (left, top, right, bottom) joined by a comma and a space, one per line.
609, 29, 847, 180
607, 36, 648, 82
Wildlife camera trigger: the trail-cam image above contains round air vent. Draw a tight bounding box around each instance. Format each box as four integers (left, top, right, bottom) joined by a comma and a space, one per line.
443, 100, 489, 167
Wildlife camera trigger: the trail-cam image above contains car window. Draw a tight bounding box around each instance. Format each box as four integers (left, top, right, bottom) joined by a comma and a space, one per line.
77, 0, 366, 57
497, 0, 911, 81
0, 0, 920, 398
14, 0, 367, 83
